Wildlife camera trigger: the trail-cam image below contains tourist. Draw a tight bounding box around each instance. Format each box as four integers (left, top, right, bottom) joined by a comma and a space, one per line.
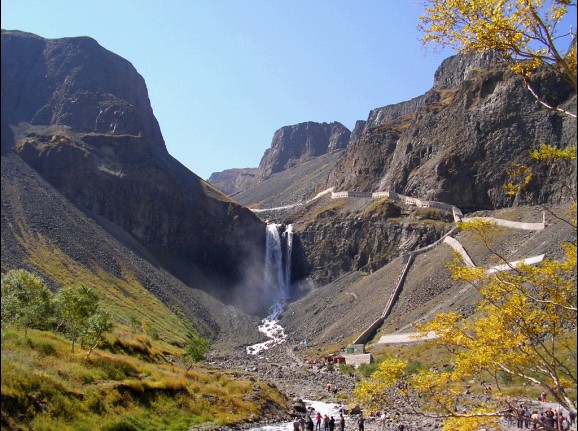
327, 383, 332, 393
568, 412, 576, 426
294, 418, 301, 431
307, 416, 314, 431
300, 416, 306, 431
517, 405, 526, 429
329, 416, 336, 431
316, 412, 322, 431
397, 422, 405, 431
324, 414, 330, 431
545, 408, 556, 429
339, 413, 345, 431
530, 411, 540, 430
523, 406, 531, 428
541, 391, 547, 403
357, 413, 365, 431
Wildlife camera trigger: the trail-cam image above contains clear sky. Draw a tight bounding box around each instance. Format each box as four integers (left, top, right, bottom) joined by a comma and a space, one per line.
2, 2, 574, 180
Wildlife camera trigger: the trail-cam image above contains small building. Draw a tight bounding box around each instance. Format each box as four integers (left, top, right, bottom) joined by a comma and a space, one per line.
345, 344, 365, 355
333, 355, 346, 364
344, 344, 372, 368
343, 353, 373, 368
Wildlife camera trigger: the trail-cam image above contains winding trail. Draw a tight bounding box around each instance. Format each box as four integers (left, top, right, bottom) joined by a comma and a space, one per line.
252, 187, 548, 346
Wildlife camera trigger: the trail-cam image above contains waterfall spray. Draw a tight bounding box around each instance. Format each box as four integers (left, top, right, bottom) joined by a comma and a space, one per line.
264, 224, 285, 299
246, 223, 293, 354
284, 224, 293, 293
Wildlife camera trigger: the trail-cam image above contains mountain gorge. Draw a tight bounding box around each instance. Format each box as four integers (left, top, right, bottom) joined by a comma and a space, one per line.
214, 51, 576, 288
2, 29, 576, 345
1, 30, 271, 319
1, 27, 576, 431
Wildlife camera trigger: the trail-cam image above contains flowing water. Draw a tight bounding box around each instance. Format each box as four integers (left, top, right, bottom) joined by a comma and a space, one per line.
246, 224, 293, 355
248, 400, 347, 431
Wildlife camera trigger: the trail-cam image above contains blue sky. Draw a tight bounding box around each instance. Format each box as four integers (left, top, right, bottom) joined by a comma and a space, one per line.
2, 2, 575, 180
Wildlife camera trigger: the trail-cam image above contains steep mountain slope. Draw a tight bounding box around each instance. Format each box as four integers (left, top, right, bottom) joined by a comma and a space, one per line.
327, 53, 577, 210
226, 51, 576, 288
1, 30, 269, 315
1, 152, 261, 348
279, 204, 575, 349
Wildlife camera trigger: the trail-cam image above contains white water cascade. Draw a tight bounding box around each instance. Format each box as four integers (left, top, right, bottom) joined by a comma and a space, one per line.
246, 223, 293, 355
284, 224, 293, 295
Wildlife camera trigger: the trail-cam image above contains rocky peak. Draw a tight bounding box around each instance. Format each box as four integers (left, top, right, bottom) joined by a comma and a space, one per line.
359, 52, 503, 134
256, 121, 350, 181
432, 50, 503, 90
1, 29, 166, 159
2, 30, 268, 312
328, 55, 576, 210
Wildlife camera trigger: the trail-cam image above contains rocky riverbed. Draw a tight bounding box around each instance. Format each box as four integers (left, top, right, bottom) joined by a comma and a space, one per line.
207, 341, 575, 431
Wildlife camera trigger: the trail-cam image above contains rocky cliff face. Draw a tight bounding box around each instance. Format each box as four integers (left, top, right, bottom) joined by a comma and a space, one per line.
328, 53, 577, 210
1, 30, 164, 157
1, 30, 266, 310
256, 121, 350, 181
207, 168, 258, 196
290, 198, 451, 286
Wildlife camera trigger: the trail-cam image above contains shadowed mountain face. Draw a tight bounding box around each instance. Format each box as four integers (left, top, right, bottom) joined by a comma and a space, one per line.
1, 30, 268, 314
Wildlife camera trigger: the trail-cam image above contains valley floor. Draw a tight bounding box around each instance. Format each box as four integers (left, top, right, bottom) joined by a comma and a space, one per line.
208, 341, 576, 431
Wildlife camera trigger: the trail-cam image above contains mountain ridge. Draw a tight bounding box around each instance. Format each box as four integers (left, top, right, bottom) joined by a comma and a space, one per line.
0, 30, 274, 324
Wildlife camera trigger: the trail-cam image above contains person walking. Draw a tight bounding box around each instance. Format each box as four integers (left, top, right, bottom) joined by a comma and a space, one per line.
307, 416, 314, 431
294, 418, 301, 431
329, 416, 336, 431
516, 405, 525, 429
357, 413, 365, 431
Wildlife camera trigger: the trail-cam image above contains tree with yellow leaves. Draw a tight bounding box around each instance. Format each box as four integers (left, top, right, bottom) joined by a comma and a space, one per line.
418, 0, 577, 116
353, 116, 576, 431
352, 4, 577, 429
355, 210, 576, 431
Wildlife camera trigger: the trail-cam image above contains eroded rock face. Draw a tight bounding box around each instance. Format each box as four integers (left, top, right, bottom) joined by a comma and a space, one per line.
207, 168, 258, 196
328, 53, 577, 210
292, 209, 448, 287
1, 30, 164, 155
1, 30, 266, 303
256, 121, 351, 181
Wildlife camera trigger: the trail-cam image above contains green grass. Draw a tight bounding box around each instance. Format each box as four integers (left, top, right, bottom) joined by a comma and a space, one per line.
1, 328, 288, 431
13, 231, 190, 346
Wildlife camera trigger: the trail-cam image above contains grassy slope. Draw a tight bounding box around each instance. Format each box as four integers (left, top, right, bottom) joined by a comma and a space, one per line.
1, 327, 288, 431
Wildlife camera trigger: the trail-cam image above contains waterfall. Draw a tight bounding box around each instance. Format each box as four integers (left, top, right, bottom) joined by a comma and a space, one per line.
284, 224, 293, 294
264, 224, 286, 301
246, 223, 293, 355
264, 223, 293, 304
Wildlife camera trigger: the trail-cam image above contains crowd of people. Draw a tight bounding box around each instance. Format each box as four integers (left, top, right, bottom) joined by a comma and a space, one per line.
292, 410, 408, 431
508, 404, 575, 430
293, 411, 346, 431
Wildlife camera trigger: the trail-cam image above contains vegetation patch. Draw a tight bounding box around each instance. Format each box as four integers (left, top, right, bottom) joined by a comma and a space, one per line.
1, 328, 288, 430
360, 198, 402, 219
